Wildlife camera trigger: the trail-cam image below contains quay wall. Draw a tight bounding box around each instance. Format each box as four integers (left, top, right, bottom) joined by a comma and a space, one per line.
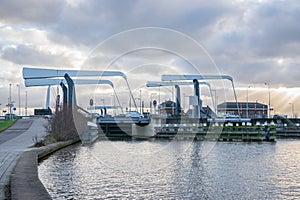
10, 138, 80, 200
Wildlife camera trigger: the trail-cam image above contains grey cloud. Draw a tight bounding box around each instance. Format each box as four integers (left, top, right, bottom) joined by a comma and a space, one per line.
47, 0, 235, 47
245, 1, 300, 57
0, 0, 64, 25
47, 0, 137, 46
1, 0, 300, 89
208, 1, 300, 59
219, 59, 300, 88
200, 1, 300, 89
1, 44, 71, 67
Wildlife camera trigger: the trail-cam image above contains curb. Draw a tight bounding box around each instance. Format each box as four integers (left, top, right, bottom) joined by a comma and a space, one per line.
10, 138, 80, 200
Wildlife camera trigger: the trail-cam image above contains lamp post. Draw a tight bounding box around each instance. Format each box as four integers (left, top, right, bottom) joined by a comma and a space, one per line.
158, 86, 161, 105
16, 84, 20, 116
216, 95, 218, 115
246, 86, 251, 118
140, 89, 142, 114
9, 83, 12, 116
25, 91, 28, 116
111, 94, 116, 115
289, 102, 295, 118
265, 83, 271, 118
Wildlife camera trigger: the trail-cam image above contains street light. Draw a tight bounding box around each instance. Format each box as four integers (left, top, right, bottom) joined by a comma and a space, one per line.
265, 83, 271, 118
135, 98, 141, 113
158, 86, 161, 105
246, 86, 251, 118
9, 83, 12, 116
25, 91, 28, 116
111, 94, 116, 115
140, 89, 142, 114
289, 102, 295, 118
16, 84, 20, 116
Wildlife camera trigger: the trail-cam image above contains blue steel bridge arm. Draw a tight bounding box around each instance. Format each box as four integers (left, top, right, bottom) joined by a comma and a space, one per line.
60, 82, 68, 110
23, 67, 126, 79
161, 74, 240, 117
64, 73, 75, 108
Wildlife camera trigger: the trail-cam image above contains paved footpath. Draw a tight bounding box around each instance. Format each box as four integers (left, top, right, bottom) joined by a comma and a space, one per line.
0, 118, 48, 200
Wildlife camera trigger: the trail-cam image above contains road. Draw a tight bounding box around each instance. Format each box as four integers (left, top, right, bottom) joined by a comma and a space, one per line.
0, 120, 33, 145
0, 118, 48, 199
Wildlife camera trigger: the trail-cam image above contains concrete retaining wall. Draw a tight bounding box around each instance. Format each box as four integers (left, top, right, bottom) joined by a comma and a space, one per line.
10, 138, 80, 200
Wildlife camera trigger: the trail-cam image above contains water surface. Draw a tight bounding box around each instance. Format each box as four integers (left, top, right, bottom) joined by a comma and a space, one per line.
39, 139, 300, 199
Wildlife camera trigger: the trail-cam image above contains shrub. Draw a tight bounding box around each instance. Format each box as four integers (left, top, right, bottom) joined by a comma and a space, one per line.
45, 108, 87, 141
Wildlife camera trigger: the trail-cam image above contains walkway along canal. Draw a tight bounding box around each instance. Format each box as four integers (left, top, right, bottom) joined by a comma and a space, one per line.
0, 118, 48, 199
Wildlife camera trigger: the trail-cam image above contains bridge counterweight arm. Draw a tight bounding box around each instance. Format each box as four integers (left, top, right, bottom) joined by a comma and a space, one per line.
23, 67, 126, 79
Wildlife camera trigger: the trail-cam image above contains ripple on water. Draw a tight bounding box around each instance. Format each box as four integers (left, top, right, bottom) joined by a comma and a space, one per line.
39, 139, 300, 199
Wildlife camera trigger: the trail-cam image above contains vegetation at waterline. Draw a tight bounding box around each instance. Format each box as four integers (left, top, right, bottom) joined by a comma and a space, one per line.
0, 119, 17, 132
43, 108, 87, 143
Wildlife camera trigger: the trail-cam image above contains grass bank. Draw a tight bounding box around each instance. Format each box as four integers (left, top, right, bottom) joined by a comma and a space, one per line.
0, 119, 17, 132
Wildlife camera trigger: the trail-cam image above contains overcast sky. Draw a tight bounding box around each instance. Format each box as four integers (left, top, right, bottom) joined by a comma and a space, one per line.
0, 0, 299, 116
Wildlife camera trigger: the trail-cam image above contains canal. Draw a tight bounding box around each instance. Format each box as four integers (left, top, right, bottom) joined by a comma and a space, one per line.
39, 139, 300, 199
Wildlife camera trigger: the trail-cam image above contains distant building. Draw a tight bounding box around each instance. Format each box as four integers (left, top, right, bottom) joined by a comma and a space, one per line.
217, 102, 268, 118
158, 100, 177, 115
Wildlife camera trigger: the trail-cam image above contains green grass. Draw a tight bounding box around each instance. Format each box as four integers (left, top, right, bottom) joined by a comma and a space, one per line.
0, 119, 17, 132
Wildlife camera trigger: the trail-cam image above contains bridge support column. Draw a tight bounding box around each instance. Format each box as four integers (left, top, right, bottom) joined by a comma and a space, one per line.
64, 73, 75, 109
193, 79, 202, 118
175, 85, 181, 115
60, 82, 68, 110
45, 85, 51, 109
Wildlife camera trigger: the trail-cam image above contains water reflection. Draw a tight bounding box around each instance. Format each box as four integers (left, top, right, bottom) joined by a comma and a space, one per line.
39, 140, 300, 199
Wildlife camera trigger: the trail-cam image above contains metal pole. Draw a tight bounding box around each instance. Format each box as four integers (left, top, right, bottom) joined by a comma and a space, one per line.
140, 89, 142, 114
265, 83, 271, 118
112, 94, 116, 115
247, 86, 251, 118
158, 86, 161, 105
150, 93, 153, 113
216, 95, 218, 115
17, 84, 20, 116
25, 91, 28, 116
150, 93, 157, 114
268, 85, 271, 118
183, 93, 185, 111
289, 102, 294, 118
9, 83, 12, 116
231, 81, 241, 117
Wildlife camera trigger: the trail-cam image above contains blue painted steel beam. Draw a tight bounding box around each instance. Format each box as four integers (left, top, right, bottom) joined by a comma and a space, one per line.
60, 82, 68, 110
161, 75, 233, 81
24, 78, 114, 88
64, 73, 74, 108
23, 67, 126, 79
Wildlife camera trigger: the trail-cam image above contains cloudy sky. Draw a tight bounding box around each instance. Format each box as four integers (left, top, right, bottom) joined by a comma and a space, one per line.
0, 0, 299, 116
